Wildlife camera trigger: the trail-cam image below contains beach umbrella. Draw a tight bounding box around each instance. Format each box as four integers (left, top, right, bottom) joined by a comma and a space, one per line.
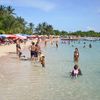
7, 34, 17, 39
18, 36, 27, 39
15, 34, 27, 39
0, 34, 7, 38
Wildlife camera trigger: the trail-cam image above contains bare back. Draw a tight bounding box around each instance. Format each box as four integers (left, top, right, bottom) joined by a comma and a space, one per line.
30, 45, 35, 51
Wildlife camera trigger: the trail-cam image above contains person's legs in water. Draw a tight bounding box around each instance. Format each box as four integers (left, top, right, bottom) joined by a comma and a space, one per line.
31, 51, 35, 61
18, 51, 22, 58
34, 51, 38, 63
41, 56, 45, 67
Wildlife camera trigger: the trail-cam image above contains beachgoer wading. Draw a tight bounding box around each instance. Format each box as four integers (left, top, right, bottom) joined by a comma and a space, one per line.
34, 42, 41, 62
16, 40, 22, 58
29, 42, 35, 61
74, 48, 79, 63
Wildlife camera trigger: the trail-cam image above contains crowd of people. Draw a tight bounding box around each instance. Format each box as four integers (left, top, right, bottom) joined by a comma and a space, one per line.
15, 37, 59, 68
16, 39, 44, 67
15, 37, 83, 79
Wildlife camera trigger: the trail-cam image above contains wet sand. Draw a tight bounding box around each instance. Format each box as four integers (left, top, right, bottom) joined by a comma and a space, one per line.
0, 53, 69, 100
0, 41, 46, 100
1, 39, 99, 100
0, 44, 16, 57
0, 38, 63, 100
0, 52, 47, 100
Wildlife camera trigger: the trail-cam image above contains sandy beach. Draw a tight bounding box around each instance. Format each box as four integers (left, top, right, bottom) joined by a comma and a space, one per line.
0, 38, 59, 100
0, 44, 16, 57
0, 39, 36, 58
0, 39, 100, 100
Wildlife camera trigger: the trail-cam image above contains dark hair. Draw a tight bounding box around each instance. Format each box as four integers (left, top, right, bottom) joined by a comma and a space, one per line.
32, 42, 35, 45
74, 65, 78, 70
75, 48, 78, 50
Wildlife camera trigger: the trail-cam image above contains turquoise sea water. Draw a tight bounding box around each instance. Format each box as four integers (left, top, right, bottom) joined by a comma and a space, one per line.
0, 40, 100, 100
43, 40, 100, 100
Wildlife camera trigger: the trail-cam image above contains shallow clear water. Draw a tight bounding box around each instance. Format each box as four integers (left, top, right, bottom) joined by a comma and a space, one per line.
0, 40, 100, 100
43, 40, 100, 100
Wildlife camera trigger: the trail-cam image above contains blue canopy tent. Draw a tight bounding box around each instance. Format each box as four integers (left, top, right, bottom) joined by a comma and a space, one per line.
0, 34, 7, 38
16, 33, 30, 37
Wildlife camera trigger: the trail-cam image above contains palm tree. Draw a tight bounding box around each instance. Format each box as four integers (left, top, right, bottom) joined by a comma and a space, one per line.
0, 5, 5, 15
6, 6, 15, 15
29, 22, 34, 34
35, 22, 54, 35
2, 15, 16, 33
16, 16, 27, 25
46, 25, 53, 35
16, 16, 27, 33
42, 22, 47, 34
35, 23, 42, 35
53, 30, 61, 35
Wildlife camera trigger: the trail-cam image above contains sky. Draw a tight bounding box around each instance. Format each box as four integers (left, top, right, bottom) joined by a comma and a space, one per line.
0, 0, 100, 32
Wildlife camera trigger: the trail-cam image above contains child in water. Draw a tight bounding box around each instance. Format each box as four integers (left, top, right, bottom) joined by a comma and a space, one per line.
70, 65, 82, 78
39, 52, 45, 67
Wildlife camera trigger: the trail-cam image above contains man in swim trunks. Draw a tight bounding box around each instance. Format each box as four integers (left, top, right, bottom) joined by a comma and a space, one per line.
29, 42, 35, 61
34, 42, 41, 62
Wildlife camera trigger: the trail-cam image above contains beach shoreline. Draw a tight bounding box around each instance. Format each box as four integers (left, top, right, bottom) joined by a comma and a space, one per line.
0, 37, 59, 58
0, 44, 16, 57
0, 39, 100, 100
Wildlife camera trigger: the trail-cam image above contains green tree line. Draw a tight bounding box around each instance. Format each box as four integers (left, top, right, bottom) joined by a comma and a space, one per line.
0, 5, 100, 37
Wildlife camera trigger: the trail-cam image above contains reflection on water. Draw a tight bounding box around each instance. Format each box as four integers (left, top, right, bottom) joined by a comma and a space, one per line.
0, 40, 100, 100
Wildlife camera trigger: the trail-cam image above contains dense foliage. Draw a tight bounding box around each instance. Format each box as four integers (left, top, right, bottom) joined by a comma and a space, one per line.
0, 5, 100, 37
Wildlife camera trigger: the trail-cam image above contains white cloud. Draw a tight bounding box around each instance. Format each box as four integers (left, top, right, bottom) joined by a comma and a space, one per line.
0, 0, 56, 12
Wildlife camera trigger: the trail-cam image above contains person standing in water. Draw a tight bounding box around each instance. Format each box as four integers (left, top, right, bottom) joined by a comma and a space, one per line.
56, 40, 58, 48
44, 39, 47, 47
74, 48, 79, 63
89, 43, 92, 48
39, 52, 45, 67
34, 42, 41, 62
29, 42, 35, 61
16, 39, 20, 54
16, 40, 22, 58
